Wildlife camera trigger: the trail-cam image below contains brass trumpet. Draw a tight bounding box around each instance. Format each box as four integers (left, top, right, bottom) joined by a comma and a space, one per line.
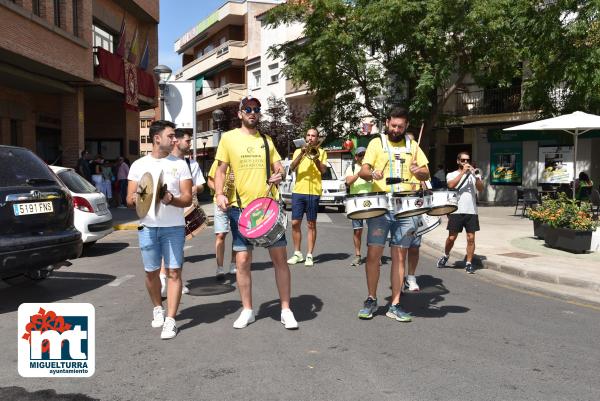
304, 140, 323, 160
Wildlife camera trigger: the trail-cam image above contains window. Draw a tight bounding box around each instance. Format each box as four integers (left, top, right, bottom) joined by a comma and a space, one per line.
251, 70, 261, 89
268, 63, 280, 84
32, 0, 41, 16
140, 120, 146, 128
72, 0, 80, 37
53, 0, 62, 27
93, 24, 114, 53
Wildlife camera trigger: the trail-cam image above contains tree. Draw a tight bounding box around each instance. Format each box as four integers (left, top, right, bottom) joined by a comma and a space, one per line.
258, 96, 309, 159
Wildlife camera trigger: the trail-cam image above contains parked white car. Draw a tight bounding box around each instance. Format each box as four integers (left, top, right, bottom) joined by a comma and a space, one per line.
50, 166, 113, 246
279, 160, 347, 212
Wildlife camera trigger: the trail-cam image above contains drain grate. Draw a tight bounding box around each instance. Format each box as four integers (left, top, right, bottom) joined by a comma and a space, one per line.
497, 252, 538, 259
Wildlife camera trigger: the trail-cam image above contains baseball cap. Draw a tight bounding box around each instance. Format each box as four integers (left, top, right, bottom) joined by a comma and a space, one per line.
355, 146, 366, 155
239, 95, 262, 110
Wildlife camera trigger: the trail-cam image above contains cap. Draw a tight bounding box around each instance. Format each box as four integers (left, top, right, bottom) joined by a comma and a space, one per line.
239, 95, 262, 110
355, 146, 366, 155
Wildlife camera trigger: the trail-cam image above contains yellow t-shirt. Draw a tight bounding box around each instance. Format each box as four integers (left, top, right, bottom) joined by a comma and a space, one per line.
215, 128, 281, 208
291, 147, 328, 195
362, 136, 429, 193
208, 160, 236, 205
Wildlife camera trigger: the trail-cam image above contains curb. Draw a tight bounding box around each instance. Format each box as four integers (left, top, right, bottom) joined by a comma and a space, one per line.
113, 218, 214, 231
419, 238, 600, 293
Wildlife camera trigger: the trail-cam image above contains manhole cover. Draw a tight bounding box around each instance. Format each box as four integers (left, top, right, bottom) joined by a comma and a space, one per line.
497, 252, 538, 259
186, 283, 236, 296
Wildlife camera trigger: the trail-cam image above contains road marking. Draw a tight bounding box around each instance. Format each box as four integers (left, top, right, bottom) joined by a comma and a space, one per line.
108, 274, 135, 287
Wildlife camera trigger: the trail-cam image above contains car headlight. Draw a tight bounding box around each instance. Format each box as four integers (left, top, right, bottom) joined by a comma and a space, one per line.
339, 183, 346, 192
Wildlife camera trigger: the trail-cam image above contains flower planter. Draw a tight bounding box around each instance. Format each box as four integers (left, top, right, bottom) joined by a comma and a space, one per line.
544, 226, 593, 253
532, 221, 548, 239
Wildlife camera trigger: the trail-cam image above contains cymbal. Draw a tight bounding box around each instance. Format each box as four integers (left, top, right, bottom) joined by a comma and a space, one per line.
155, 170, 167, 215
135, 172, 154, 218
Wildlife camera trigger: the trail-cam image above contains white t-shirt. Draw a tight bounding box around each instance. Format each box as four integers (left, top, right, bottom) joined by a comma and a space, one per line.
186, 158, 206, 187
128, 154, 192, 227
447, 170, 477, 214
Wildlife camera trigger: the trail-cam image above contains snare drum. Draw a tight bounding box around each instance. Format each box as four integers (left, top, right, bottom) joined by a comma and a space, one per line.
427, 189, 458, 216
238, 197, 287, 247
184, 205, 208, 240
389, 191, 432, 219
415, 214, 441, 236
345, 192, 389, 220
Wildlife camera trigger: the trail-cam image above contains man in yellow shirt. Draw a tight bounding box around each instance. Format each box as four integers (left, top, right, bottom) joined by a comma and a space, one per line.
357, 107, 430, 322
207, 160, 237, 279
214, 96, 298, 330
287, 128, 327, 267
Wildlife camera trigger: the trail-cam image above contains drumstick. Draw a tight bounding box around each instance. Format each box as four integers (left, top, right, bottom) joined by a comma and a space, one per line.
416, 122, 425, 147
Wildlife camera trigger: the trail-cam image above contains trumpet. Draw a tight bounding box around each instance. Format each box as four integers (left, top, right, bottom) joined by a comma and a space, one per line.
304, 140, 323, 160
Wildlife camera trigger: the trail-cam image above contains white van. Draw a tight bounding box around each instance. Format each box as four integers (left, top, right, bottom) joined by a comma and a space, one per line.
279, 159, 347, 212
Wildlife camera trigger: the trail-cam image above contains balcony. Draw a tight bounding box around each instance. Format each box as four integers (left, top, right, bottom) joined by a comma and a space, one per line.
451, 86, 523, 117
175, 41, 247, 81
285, 79, 309, 97
197, 83, 247, 112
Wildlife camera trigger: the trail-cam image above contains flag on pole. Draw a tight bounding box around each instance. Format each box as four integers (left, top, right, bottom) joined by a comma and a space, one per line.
138, 34, 150, 70
127, 26, 139, 64
115, 15, 126, 57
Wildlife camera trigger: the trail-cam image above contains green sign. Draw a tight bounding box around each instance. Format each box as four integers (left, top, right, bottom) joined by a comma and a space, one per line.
490, 142, 522, 185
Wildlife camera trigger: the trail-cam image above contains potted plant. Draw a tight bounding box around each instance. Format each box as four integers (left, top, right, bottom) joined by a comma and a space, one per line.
526, 206, 550, 239
538, 193, 599, 253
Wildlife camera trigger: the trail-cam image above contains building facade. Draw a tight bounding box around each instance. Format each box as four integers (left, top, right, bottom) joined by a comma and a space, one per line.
0, 0, 158, 167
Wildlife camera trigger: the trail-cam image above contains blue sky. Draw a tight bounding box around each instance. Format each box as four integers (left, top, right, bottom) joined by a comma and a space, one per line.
158, 0, 225, 71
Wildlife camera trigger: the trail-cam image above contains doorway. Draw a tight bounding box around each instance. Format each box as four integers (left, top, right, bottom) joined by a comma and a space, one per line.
444, 144, 472, 174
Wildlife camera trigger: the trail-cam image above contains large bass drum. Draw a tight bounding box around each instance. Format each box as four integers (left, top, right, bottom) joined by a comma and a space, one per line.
344, 192, 389, 220
238, 197, 287, 247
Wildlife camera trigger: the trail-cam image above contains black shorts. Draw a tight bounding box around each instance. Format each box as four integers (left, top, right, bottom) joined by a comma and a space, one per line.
447, 213, 480, 233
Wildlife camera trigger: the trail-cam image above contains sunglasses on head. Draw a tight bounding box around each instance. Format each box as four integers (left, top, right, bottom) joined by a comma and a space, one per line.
241, 106, 261, 114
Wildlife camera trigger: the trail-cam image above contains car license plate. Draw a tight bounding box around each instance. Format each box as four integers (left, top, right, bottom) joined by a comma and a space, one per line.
97, 202, 107, 212
13, 201, 54, 216
321, 196, 333, 201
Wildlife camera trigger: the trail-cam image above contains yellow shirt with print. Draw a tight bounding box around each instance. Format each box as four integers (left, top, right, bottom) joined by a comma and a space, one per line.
362, 136, 429, 193
215, 128, 281, 208
208, 160, 236, 205
291, 147, 328, 195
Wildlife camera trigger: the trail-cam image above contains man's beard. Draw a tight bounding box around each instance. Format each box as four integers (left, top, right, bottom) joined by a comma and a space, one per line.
386, 128, 405, 142
242, 118, 258, 129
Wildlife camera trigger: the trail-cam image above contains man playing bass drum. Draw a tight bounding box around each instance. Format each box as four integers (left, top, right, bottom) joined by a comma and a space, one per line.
214, 95, 298, 330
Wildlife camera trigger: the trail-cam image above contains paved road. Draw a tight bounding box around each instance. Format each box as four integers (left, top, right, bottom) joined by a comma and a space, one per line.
1, 211, 599, 401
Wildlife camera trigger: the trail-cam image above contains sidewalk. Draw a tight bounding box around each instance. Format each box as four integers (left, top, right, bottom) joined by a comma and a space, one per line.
110, 205, 600, 306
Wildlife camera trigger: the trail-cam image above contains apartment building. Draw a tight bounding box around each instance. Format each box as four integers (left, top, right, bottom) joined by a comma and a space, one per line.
173, 0, 284, 158
0, 0, 158, 167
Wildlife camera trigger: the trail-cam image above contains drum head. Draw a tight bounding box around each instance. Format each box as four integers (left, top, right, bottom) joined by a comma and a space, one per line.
239, 197, 281, 239
427, 205, 458, 216
347, 208, 387, 220
135, 172, 154, 218
394, 207, 430, 219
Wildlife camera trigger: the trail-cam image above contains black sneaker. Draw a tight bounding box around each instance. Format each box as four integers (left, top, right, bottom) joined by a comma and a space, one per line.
437, 255, 448, 268
465, 263, 475, 274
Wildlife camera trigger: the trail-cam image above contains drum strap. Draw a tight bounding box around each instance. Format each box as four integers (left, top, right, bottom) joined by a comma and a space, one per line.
234, 133, 273, 209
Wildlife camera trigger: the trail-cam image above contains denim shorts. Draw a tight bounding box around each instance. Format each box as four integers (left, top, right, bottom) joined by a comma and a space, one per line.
228, 207, 287, 252
352, 219, 364, 230
291, 193, 320, 221
138, 225, 185, 271
213, 203, 230, 234
366, 212, 421, 248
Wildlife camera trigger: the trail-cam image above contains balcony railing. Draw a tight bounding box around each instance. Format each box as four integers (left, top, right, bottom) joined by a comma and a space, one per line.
175, 40, 247, 81
452, 86, 523, 116
197, 83, 247, 111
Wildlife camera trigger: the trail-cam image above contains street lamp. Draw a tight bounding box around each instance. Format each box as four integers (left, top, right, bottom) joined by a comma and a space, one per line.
201, 137, 208, 179
374, 94, 386, 135
212, 109, 225, 147
153, 64, 172, 119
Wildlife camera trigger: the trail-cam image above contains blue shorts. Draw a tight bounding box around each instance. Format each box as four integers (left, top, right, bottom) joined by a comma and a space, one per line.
291, 193, 320, 221
213, 203, 230, 234
352, 219, 364, 230
366, 212, 421, 248
138, 226, 185, 271
228, 207, 287, 252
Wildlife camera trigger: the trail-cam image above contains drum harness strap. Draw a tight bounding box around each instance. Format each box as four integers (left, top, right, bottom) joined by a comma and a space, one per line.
380, 133, 412, 193
234, 133, 277, 210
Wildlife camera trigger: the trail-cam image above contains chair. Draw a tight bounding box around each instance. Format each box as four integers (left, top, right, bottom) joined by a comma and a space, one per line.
590, 189, 600, 219
513, 187, 524, 215
521, 188, 539, 217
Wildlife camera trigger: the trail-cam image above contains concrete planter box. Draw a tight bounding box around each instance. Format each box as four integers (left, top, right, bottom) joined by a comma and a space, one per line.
544, 227, 593, 253
533, 221, 548, 239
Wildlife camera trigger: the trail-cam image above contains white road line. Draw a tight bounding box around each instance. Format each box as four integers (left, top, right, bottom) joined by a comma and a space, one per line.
108, 274, 135, 287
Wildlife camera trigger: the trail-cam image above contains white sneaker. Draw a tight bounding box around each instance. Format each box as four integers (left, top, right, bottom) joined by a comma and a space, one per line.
160, 274, 167, 298
287, 253, 304, 264
281, 308, 298, 330
181, 285, 190, 295
229, 263, 237, 275
406, 275, 420, 292
151, 306, 164, 328
216, 266, 225, 279
233, 309, 255, 329
160, 317, 177, 340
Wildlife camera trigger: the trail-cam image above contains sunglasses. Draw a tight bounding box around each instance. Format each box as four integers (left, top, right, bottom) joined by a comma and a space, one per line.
460, 158, 470, 162
356, 153, 365, 157
241, 106, 261, 114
